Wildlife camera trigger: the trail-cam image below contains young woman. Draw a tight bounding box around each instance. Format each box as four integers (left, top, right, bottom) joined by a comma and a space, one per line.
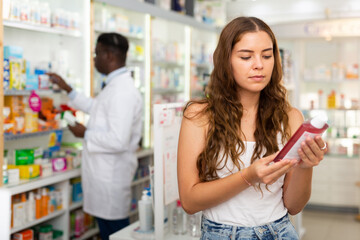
177, 17, 327, 239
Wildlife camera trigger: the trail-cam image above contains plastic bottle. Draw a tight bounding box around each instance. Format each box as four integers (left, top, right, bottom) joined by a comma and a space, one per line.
35, 192, 42, 219
20, 193, 27, 225
39, 224, 53, 240
172, 200, 187, 235
138, 188, 153, 231
187, 211, 202, 237
41, 188, 49, 216
27, 191, 35, 221
274, 115, 329, 162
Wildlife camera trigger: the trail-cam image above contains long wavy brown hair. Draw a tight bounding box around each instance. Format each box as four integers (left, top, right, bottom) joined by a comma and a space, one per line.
184, 17, 291, 182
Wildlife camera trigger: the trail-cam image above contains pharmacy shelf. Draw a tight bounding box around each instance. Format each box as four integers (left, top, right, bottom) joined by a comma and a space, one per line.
193, 63, 212, 69
324, 153, 359, 159
4, 20, 82, 37
69, 201, 83, 211
152, 88, 184, 95
11, 209, 66, 234
153, 61, 184, 68
4, 89, 61, 96
2, 169, 81, 195
304, 108, 360, 111
302, 79, 360, 83
74, 227, 100, 240
5, 129, 65, 141
131, 176, 150, 187
99, 0, 218, 32
326, 137, 360, 142
94, 27, 144, 40
128, 58, 145, 64
285, 83, 296, 90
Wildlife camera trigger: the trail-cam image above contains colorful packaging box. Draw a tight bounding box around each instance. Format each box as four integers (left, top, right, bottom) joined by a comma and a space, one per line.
8, 164, 40, 179
51, 158, 67, 172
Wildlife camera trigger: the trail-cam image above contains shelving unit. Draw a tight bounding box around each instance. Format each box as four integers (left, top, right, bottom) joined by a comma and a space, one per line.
96, 0, 218, 149
0, 1, 219, 239
0, 1, 90, 239
4, 128, 66, 141
275, 20, 360, 211
4, 89, 62, 96
73, 227, 100, 240
151, 16, 190, 107
190, 27, 217, 99
0, 149, 153, 239
11, 210, 67, 234
69, 200, 83, 211
93, 1, 151, 148
3, 20, 82, 37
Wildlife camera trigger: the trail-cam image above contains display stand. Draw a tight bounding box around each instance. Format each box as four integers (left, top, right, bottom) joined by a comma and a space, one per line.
153, 103, 183, 239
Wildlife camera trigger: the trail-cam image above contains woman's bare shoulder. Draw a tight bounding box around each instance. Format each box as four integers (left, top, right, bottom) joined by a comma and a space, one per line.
287, 107, 304, 134
184, 102, 208, 118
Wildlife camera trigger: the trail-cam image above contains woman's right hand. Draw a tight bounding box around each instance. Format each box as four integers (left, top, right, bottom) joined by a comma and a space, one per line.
245, 153, 297, 185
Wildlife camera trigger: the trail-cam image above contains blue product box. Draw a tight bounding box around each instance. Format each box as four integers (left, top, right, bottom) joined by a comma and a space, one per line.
4, 46, 23, 59
26, 74, 39, 90
72, 181, 83, 202
4, 59, 10, 90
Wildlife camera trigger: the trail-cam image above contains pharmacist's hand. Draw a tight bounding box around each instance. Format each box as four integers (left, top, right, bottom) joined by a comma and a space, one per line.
68, 122, 86, 138
246, 153, 297, 185
297, 136, 326, 169
47, 73, 72, 93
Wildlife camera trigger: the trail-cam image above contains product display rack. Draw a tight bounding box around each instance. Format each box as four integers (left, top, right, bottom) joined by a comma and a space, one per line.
190, 27, 217, 99
93, 1, 151, 148
96, 0, 218, 149
3, 19, 82, 37
0, 149, 153, 239
0, 0, 220, 239
73, 227, 100, 240
0, 0, 91, 239
4, 128, 66, 141
275, 21, 360, 210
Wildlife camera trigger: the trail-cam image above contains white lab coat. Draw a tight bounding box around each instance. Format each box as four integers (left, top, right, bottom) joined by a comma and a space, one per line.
69, 71, 143, 219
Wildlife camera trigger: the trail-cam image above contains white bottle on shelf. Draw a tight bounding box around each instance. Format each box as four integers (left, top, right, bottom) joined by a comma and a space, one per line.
172, 200, 187, 235
27, 191, 35, 221
138, 188, 153, 232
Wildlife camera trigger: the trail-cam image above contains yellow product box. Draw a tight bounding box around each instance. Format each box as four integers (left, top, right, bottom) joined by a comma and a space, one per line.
8, 164, 40, 179
25, 108, 38, 133
9, 59, 22, 90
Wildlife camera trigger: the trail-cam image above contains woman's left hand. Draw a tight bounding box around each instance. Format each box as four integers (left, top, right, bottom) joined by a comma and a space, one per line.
297, 136, 327, 168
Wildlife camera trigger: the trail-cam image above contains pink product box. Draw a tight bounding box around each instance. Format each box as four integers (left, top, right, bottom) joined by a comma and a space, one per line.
51, 158, 67, 172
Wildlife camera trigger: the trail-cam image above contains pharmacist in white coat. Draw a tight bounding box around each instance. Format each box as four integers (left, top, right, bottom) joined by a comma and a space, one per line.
48, 33, 143, 240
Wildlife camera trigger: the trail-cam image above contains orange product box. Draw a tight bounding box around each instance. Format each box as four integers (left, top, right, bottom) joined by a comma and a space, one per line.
12, 229, 34, 240
5, 96, 25, 134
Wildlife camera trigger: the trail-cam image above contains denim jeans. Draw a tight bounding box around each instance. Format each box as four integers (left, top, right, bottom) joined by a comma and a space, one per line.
201, 214, 299, 240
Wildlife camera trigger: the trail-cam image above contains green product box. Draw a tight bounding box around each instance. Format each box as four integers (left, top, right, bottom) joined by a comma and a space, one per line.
15, 148, 35, 165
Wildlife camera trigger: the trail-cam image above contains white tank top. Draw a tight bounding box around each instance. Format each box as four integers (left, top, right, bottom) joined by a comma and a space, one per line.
203, 140, 288, 227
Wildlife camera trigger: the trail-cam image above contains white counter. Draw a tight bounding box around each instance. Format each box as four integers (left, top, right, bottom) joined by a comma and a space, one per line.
109, 221, 199, 240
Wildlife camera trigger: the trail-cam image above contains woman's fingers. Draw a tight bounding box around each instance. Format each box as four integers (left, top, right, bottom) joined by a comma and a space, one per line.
254, 158, 296, 184
263, 159, 297, 185
298, 137, 325, 167
261, 152, 279, 165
